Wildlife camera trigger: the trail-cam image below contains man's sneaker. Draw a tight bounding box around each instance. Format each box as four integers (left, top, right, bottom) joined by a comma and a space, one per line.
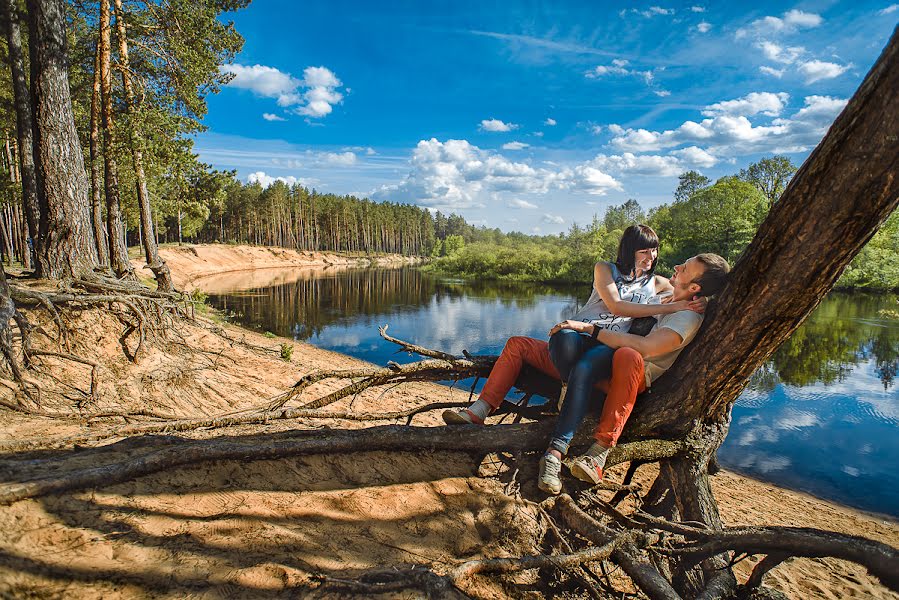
441, 408, 484, 425
569, 454, 604, 484
538, 453, 563, 495
557, 383, 568, 412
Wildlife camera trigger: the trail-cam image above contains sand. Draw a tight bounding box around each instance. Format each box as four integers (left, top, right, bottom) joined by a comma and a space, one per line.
0, 244, 895, 599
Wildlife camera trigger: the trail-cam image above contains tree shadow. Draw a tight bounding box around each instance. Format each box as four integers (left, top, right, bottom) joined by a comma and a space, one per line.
0, 441, 546, 598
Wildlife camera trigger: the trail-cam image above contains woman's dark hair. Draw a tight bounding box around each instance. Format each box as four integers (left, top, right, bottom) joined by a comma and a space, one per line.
614, 224, 660, 279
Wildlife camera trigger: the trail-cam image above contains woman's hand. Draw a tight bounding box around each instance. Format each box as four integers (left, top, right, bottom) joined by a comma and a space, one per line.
660, 296, 708, 314
549, 319, 591, 337
687, 295, 708, 313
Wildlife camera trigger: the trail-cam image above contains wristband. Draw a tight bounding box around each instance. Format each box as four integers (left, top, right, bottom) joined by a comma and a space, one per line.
591, 324, 600, 339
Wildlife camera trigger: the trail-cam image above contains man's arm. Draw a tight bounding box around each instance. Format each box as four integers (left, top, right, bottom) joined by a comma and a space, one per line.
596, 327, 684, 359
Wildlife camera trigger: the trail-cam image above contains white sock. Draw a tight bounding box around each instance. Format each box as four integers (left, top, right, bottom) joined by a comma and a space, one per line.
467, 398, 493, 421
584, 442, 611, 469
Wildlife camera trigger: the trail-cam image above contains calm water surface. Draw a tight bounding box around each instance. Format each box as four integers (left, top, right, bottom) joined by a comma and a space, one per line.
207, 267, 899, 517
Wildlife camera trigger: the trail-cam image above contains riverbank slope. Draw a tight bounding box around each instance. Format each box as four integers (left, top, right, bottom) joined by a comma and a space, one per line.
0, 247, 895, 599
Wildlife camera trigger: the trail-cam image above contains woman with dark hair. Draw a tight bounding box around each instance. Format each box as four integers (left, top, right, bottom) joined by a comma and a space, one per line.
443, 224, 706, 492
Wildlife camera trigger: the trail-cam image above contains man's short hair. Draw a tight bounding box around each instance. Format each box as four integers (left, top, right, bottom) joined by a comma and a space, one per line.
692, 253, 730, 297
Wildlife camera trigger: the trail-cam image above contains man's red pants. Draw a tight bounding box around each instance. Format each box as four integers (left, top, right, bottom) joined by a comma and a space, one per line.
479, 336, 646, 447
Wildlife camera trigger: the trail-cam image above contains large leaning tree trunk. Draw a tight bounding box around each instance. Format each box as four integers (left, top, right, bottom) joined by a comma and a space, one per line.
111, 0, 173, 292
0, 0, 41, 274
25, 0, 98, 279
97, 0, 130, 277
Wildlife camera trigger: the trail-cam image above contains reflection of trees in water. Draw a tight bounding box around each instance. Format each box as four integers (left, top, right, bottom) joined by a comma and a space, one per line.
209, 268, 583, 341
748, 293, 899, 390
210, 268, 436, 339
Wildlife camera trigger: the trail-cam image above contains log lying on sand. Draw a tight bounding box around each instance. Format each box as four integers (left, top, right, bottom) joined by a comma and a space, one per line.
0, 422, 688, 505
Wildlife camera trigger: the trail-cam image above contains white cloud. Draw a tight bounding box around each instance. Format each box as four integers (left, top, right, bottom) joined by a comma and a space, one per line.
586, 59, 657, 87
221, 64, 299, 97
696, 21, 712, 33
672, 146, 718, 168
542, 214, 565, 225
797, 60, 849, 83
262, 113, 286, 121
759, 66, 785, 78
758, 41, 805, 64
737, 10, 823, 37
690, 6, 705, 12
783, 9, 823, 28
480, 119, 518, 132
587, 147, 717, 178
321, 151, 357, 166
609, 94, 847, 155
880, 4, 899, 15
373, 138, 621, 210
544, 118, 557, 126
502, 141, 530, 150
507, 198, 538, 209
702, 92, 789, 117
654, 90, 672, 97
247, 171, 300, 188
295, 66, 344, 117
626, 6, 674, 17
343, 146, 377, 155
591, 125, 603, 135
221, 63, 344, 119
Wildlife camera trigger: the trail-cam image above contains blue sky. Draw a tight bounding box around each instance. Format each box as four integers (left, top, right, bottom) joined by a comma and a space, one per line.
196, 1, 898, 234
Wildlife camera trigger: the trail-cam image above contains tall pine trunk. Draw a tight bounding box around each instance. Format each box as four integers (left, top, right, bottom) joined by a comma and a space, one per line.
98, 0, 130, 277
88, 43, 109, 268
111, 0, 172, 291
1, 0, 41, 272
25, 0, 97, 279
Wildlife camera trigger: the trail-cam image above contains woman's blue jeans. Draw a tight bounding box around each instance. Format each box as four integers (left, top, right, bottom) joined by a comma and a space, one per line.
547, 329, 614, 454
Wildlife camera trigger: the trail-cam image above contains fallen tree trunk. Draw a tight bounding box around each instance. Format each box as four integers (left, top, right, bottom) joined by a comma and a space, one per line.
0, 423, 688, 505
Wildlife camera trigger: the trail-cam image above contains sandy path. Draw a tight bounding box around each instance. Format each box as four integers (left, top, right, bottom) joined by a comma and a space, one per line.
0, 245, 895, 599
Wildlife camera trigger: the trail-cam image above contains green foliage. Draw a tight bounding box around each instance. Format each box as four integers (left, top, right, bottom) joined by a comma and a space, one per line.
658, 176, 767, 266
674, 170, 711, 203
837, 211, 899, 291
442, 234, 465, 256
280, 342, 293, 362
263, 331, 276, 339
738, 155, 797, 205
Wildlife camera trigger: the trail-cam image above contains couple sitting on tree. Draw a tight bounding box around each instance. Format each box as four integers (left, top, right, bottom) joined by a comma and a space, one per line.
442, 224, 731, 495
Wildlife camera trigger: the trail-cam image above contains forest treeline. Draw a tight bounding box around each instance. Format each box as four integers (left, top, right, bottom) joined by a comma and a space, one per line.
0, 1, 894, 292
427, 160, 899, 292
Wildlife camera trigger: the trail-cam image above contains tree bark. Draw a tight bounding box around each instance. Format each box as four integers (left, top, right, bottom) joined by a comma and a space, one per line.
112, 0, 173, 291
25, 0, 98, 279
98, 0, 130, 277
0, 0, 41, 274
88, 42, 109, 269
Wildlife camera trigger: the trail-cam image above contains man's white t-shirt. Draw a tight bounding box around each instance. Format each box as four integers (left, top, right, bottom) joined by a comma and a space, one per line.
644, 310, 704, 387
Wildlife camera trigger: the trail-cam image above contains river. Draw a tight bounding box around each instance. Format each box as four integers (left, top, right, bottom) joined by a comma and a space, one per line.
206, 266, 899, 517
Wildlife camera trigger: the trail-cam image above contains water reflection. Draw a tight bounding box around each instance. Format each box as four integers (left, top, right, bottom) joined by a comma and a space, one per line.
208, 268, 899, 516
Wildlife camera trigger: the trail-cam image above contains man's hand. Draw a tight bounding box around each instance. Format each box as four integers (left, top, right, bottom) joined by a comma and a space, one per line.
549, 319, 591, 337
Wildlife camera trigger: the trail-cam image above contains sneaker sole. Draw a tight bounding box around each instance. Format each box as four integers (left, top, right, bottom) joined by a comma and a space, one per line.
570, 461, 602, 485
442, 409, 475, 425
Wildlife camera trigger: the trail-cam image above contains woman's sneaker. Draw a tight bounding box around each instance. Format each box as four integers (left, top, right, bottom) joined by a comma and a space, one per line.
538, 453, 563, 495
441, 408, 484, 425
569, 454, 604, 484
